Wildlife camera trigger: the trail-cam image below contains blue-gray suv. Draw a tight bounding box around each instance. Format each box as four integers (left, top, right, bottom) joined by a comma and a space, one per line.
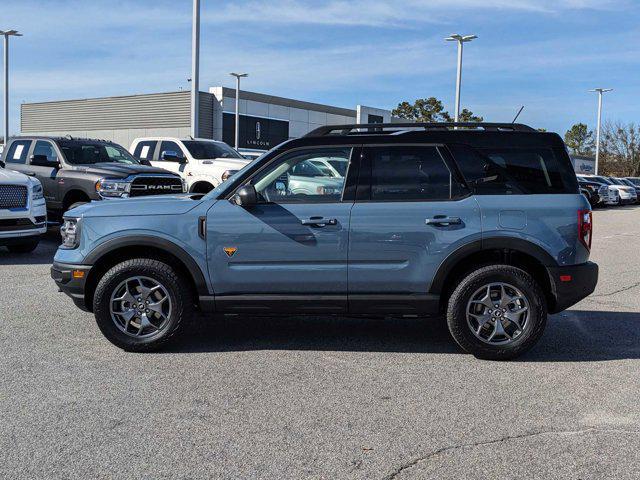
51, 123, 598, 360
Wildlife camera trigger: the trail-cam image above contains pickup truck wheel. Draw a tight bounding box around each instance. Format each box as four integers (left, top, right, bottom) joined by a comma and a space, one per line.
7, 239, 39, 253
446, 265, 547, 360
93, 258, 194, 352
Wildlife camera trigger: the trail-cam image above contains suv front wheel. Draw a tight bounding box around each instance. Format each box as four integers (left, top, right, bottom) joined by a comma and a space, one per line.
446, 265, 547, 360
93, 258, 193, 351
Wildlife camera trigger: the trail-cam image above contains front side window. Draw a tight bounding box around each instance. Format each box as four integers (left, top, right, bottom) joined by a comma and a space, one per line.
59, 140, 140, 165
250, 147, 351, 204
32, 140, 58, 162
5, 140, 32, 164
158, 141, 185, 160
369, 146, 465, 201
182, 140, 242, 159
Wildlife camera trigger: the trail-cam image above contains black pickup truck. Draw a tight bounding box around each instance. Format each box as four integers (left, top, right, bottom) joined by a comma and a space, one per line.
1, 136, 184, 218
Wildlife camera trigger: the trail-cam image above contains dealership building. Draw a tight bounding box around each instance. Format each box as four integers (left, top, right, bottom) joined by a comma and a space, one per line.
20, 87, 394, 153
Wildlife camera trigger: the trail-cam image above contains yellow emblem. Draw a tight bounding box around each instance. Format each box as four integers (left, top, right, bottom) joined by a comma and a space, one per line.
223, 247, 237, 258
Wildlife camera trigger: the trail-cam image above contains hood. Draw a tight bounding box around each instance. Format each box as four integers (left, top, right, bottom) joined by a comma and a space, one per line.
196, 157, 251, 170
70, 162, 178, 178
67, 193, 208, 218
0, 166, 39, 186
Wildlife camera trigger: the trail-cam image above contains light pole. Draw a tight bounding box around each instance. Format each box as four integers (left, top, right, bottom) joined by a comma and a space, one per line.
230, 73, 248, 150
1, 29, 22, 147
589, 88, 613, 175
445, 33, 477, 123
190, 0, 200, 138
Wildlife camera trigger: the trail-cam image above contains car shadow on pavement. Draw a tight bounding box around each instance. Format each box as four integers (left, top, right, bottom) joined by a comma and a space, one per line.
163, 309, 640, 361
0, 229, 59, 265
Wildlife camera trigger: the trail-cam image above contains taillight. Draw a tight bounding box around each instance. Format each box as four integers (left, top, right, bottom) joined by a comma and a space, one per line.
578, 209, 592, 251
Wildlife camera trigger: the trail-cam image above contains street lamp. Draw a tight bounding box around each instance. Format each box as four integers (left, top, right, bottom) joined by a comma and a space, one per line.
190, 0, 200, 138
1, 29, 22, 147
589, 88, 613, 175
230, 73, 248, 150
445, 33, 477, 123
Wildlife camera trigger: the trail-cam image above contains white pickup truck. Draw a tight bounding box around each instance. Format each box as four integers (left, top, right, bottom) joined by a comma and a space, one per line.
130, 137, 250, 193
0, 163, 47, 253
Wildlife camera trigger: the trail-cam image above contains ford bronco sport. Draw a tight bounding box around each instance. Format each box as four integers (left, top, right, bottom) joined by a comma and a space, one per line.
2, 136, 185, 219
51, 123, 598, 360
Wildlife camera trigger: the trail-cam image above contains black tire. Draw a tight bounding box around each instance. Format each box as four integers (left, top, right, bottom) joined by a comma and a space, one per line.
93, 258, 194, 352
446, 265, 547, 360
7, 239, 39, 253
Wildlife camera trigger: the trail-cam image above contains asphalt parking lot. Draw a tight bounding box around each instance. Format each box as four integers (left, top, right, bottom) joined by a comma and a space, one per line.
1, 206, 639, 479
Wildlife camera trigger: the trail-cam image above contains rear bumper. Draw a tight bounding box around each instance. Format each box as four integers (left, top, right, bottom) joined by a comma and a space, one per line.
547, 261, 598, 313
51, 262, 92, 312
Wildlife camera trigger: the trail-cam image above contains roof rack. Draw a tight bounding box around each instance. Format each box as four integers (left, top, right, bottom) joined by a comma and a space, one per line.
305, 122, 536, 137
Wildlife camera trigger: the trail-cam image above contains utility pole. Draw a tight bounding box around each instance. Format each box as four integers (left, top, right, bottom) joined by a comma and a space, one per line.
589, 88, 613, 175
1, 29, 22, 147
445, 34, 477, 123
230, 73, 248, 150
190, 0, 200, 138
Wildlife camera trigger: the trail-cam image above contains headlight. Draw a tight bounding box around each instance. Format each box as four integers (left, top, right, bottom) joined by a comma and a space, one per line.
221, 170, 239, 182
32, 183, 44, 200
60, 217, 81, 249
95, 178, 131, 198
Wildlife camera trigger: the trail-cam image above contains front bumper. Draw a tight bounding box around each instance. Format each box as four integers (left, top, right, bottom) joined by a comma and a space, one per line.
51, 262, 92, 312
547, 261, 599, 313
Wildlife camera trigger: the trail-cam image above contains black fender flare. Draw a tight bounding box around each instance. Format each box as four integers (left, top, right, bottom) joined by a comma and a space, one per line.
83, 235, 209, 295
429, 237, 558, 294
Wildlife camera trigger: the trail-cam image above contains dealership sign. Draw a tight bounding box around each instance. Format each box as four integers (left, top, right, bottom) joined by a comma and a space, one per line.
223, 113, 289, 150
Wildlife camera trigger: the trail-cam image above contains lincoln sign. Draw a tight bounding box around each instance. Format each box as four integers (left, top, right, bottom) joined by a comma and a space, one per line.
223, 113, 290, 150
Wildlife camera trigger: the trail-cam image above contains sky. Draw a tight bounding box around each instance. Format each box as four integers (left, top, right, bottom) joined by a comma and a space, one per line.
2, 0, 639, 136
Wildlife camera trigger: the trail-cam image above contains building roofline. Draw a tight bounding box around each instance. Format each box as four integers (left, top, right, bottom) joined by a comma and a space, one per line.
214, 86, 357, 118
22, 90, 215, 107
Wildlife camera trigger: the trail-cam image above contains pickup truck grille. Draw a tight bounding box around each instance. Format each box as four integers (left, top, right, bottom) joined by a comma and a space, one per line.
0, 185, 28, 209
129, 176, 183, 197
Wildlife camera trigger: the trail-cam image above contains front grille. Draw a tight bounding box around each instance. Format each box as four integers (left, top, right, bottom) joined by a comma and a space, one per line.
129, 176, 183, 197
0, 218, 38, 232
0, 185, 28, 209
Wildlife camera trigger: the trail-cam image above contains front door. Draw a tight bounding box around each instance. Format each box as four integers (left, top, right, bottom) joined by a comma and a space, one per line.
348, 144, 482, 314
206, 146, 357, 313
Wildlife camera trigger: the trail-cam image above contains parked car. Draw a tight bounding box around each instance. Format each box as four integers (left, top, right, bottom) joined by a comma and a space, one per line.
0, 164, 47, 253
130, 137, 251, 193
1, 136, 185, 219
578, 175, 621, 206
605, 177, 638, 204
577, 178, 601, 207
616, 178, 640, 203
52, 122, 598, 360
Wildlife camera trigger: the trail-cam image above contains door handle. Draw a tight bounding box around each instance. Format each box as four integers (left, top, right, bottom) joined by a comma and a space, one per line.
425, 216, 462, 226
301, 216, 338, 227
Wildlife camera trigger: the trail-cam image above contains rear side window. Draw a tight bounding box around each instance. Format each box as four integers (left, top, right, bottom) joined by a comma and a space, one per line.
4, 140, 32, 164
368, 146, 466, 201
450, 144, 576, 194
133, 141, 157, 160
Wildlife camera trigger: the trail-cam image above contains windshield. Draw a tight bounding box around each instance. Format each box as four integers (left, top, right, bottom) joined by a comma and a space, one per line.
627, 178, 640, 186
591, 176, 612, 185
59, 140, 140, 165
182, 141, 242, 160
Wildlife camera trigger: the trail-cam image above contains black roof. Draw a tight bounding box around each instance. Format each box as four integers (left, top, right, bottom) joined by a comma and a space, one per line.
305, 122, 537, 137
11, 135, 118, 144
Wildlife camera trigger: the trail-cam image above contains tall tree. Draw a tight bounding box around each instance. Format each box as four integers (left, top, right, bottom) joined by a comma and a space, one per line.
392, 97, 482, 123
601, 121, 640, 176
564, 123, 594, 156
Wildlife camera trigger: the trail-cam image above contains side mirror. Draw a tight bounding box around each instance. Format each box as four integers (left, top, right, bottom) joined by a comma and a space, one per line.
233, 185, 258, 207
0, 160, 5, 168
161, 150, 186, 163
31, 154, 59, 168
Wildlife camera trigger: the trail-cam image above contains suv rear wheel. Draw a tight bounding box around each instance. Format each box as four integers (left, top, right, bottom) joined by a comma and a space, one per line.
93, 258, 193, 351
446, 265, 547, 360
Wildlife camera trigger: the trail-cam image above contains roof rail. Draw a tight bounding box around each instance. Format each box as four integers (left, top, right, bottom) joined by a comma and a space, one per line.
305, 122, 537, 137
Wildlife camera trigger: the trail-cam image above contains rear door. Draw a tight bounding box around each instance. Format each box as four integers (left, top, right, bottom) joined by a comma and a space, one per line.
348, 144, 482, 314
132, 140, 157, 163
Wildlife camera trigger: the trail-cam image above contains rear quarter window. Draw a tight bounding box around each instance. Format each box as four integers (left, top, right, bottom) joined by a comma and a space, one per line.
449, 144, 578, 194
